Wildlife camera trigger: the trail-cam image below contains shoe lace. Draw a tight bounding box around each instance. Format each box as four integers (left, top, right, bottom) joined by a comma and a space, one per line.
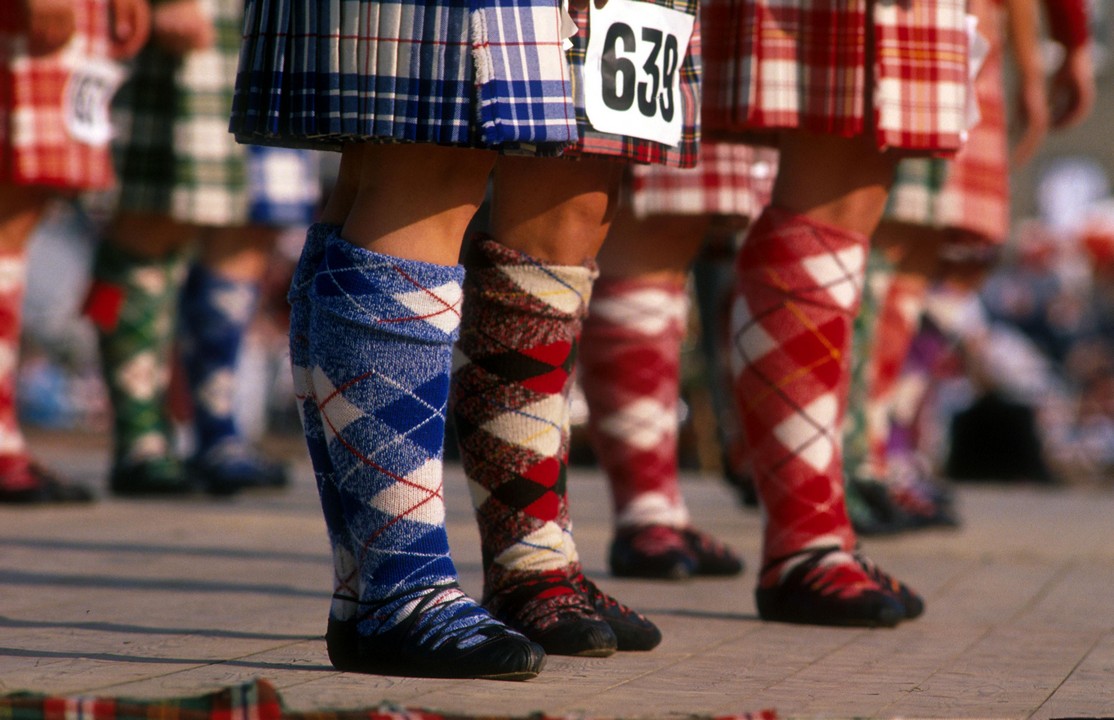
572, 571, 639, 620
491, 570, 597, 629
762, 546, 879, 600
625, 524, 689, 557
360, 582, 511, 652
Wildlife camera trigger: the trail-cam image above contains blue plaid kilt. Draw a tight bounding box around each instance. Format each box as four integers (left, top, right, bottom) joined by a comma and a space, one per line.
230, 0, 579, 154
229, 0, 698, 166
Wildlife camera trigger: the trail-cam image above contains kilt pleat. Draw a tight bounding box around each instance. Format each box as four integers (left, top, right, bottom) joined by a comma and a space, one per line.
230, 0, 577, 151
230, 0, 697, 165
628, 142, 777, 219
886, 0, 1008, 243
703, 0, 969, 154
566, 0, 701, 168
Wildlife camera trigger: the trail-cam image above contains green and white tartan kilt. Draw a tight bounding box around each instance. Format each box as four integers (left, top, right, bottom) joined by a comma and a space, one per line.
111, 0, 320, 227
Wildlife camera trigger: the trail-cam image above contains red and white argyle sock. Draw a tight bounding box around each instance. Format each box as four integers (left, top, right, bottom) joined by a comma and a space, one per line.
730, 206, 865, 582
0, 254, 30, 490
864, 273, 927, 480
580, 275, 690, 529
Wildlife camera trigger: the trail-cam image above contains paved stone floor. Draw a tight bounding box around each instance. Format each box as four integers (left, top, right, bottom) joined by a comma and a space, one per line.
2, 430, 1113, 719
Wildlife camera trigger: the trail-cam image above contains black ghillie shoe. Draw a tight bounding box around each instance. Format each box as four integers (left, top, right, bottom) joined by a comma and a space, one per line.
855, 459, 960, 535
854, 551, 925, 619
109, 457, 194, 497
609, 524, 696, 580
574, 571, 662, 651
681, 527, 745, 576
188, 440, 290, 497
755, 546, 907, 628
340, 585, 546, 680
325, 615, 359, 671
485, 570, 617, 657
0, 461, 95, 504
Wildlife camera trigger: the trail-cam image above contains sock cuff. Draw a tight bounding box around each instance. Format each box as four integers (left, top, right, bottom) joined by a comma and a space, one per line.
288, 222, 338, 306
0, 254, 27, 290
85, 243, 189, 332
755, 205, 871, 247
309, 229, 465, 343
588, 275, 689, 340
466, 236, 598, 321
738, 205, 869, 315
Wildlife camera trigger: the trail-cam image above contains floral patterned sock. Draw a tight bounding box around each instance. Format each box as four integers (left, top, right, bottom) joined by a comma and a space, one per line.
85, 242, 187, 470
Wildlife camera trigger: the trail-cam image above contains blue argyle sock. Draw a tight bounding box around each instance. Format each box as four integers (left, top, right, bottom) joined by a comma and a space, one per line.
179, 263, 260, 455
289, 224, 356, 623
304, 228, 512, 647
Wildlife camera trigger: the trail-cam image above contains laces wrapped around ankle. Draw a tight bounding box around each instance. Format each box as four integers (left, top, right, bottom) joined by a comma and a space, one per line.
360, 582, 515, 652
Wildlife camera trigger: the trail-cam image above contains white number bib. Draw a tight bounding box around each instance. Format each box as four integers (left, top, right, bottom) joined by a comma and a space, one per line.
581, 0, 694, 147
63, 58, 125, 147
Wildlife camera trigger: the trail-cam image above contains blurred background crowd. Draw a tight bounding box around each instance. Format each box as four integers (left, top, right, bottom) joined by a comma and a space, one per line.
15, 0, 1114, 502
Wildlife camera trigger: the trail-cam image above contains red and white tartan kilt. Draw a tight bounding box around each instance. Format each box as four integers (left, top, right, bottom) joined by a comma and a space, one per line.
0, 0, 115, 190
627, 142, 778, 220
887, 0, 1009, 244
702, 0, 969, 154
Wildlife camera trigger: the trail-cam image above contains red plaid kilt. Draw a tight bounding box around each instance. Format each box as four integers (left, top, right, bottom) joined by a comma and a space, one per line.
702, 0, 969, 154
886, 0, 1008, 244
566, 0, 701, 168
627, 142, 777, 219
0, 0, 115, 190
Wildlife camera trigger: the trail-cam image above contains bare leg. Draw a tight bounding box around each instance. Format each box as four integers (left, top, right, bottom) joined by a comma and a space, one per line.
489, 155, 624, 262
339, 143, 496, 262
771, 131, 896, 234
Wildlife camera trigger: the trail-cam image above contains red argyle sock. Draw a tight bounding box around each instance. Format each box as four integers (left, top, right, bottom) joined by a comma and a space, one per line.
580, 275, 689, 529
864, 274, 927, 480
0, 254, 30, 490
730, 206, 866, 583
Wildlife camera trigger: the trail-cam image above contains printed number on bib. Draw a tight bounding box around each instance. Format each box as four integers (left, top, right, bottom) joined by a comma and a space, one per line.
582, 0, 694, 147
63, 59, 125, 147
